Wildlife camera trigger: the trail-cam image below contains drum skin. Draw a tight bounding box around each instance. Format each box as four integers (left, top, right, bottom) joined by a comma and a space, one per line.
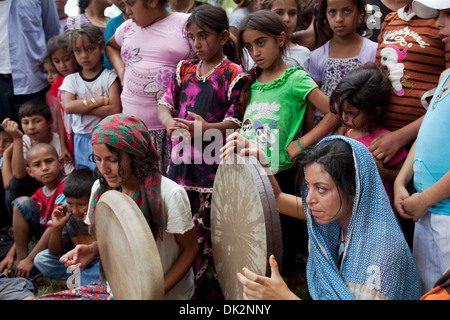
95, 190, 164, 300
211, 153, 283, 300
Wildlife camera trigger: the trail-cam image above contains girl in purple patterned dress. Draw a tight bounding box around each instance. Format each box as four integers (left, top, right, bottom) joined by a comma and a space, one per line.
308, 0, 378, 127
158, 4, 246, 297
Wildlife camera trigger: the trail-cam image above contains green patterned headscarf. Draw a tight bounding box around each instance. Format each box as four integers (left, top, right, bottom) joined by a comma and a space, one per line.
91, 113, 160, 161
89, 114, 163, 241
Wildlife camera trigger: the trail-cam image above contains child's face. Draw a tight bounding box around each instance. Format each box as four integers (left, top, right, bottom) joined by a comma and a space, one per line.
0, 131, 13, 157
73, 35, 104, 72
51, 48, 78, 77
242, 28, 285, 71
436, 9, 450, 46
26, 146, 63, 187
188, 23, 227, 63
54, 0, 68, 11
341, 100, 365, 129
270, 0, 298, 37
43, 61, 60, 84
66, 196, 90, 222
92, 143, 135, 189
21, 115, 53, 143
326, 0, 362, 38
124, 0, 159, 28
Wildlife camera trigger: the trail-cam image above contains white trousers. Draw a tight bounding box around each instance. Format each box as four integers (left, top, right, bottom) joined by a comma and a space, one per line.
413, 211, 450, 294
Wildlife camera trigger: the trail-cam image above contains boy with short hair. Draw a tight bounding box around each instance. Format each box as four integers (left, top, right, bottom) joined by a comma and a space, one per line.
34, 169, 100, 287
0, 143, 67, 278
2, 100, 74, 201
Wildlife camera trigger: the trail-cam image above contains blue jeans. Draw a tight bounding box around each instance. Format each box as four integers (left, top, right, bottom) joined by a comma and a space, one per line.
34, 249, 100, 287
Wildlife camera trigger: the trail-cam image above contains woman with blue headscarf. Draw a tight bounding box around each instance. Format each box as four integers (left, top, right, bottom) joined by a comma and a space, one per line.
221, 134, 422, 300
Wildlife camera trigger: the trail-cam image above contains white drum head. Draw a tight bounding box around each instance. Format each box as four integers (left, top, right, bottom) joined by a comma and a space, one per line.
211, 154, 282, 300
95, 190, 164, 300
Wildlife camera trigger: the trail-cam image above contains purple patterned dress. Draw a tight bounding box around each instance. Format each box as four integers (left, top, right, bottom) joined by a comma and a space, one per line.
159, 58, 246, 281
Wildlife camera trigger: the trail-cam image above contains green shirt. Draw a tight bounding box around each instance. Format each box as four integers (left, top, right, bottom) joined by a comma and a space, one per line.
241, 67, 317, 173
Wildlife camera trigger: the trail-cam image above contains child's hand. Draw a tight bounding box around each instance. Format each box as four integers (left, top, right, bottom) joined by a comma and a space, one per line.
52, 205, 72, 230
368, 131, 402, 164
59, 147, 74, 165
173, 112, 208, 138
0, 254, 14, 276
220, 132, 269, 167
2, 118, 22, 141
394, 184, 411, 219
286, 140, 301, 162
165, 117, 190, 138
400, 193, 429, 222
14, 257, 34, 278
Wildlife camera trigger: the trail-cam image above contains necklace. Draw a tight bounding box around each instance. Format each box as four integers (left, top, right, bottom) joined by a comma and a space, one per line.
431, 85, 449, 110
196, 56, 227, 83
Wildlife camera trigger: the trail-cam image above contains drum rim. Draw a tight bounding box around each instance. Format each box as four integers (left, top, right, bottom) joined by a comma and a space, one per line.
95, 190, 165, 300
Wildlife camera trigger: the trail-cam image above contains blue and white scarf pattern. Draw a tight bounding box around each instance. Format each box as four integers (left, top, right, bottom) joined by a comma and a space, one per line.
304, 136, 422, 300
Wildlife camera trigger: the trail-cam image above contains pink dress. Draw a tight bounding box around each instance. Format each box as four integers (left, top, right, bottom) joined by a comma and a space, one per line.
114, 12, 193, 131
345, 126, 408, 212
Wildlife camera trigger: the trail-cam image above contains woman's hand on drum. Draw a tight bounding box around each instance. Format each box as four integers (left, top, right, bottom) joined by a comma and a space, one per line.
220, 132, 269, 168
236, 255, 300, 300
60, 243, 98, 270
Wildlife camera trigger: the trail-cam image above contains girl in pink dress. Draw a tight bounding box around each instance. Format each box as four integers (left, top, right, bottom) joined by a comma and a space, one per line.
106, 0, 194, 174
331, 62, 408, 212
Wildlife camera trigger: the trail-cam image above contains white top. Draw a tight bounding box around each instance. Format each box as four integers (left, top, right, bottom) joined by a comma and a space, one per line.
87, 176, 195, 300
59, 68, 118, 134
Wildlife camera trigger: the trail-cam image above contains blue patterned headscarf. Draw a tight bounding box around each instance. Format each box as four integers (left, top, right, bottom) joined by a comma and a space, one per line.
303, 136, 422, 300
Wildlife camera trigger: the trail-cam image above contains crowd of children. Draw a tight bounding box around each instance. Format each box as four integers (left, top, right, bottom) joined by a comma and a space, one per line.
0, 0, 449, 301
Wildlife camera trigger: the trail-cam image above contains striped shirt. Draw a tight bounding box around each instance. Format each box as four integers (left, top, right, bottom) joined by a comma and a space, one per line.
375, 7, 450, 131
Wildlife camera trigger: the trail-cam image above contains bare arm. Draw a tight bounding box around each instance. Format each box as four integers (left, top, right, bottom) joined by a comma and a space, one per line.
2, 119, 26, 179
163, 229, 199, 294
106, 36, 125, 85
221, 132, 306, 220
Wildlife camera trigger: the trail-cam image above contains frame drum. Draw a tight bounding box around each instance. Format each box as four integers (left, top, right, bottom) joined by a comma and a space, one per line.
95, 190, 164, 300
211, 153, 283, 300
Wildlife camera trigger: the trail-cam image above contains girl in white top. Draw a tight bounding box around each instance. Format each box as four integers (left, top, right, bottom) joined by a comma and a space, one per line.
60, 24, 121, 171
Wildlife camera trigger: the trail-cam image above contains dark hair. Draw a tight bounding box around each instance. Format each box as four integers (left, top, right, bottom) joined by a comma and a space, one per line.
142, 0, 168, 8
237, 10, 288, 106
69, 23, 105, 52
27, 143, 59, 164
90, 144, 160, 188
19, 100, 52, 121
45, 33, 79, 75
233, 0, 255, 9
260, 0, 301, 22
299, 139, 356, 208
64, 169, 96, 198
314, 0, 367, 48
78, 0, 90, 11
185, 4, 237, 63
329, 62, 391, 132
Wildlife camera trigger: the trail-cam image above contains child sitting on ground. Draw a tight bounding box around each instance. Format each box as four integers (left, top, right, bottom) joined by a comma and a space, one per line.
0, 143, 67, 279
34, 169, 100, 288
2, 100, 73, 206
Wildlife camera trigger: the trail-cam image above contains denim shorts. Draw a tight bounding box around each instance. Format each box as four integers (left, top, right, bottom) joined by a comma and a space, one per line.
12, 196, 44, 240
